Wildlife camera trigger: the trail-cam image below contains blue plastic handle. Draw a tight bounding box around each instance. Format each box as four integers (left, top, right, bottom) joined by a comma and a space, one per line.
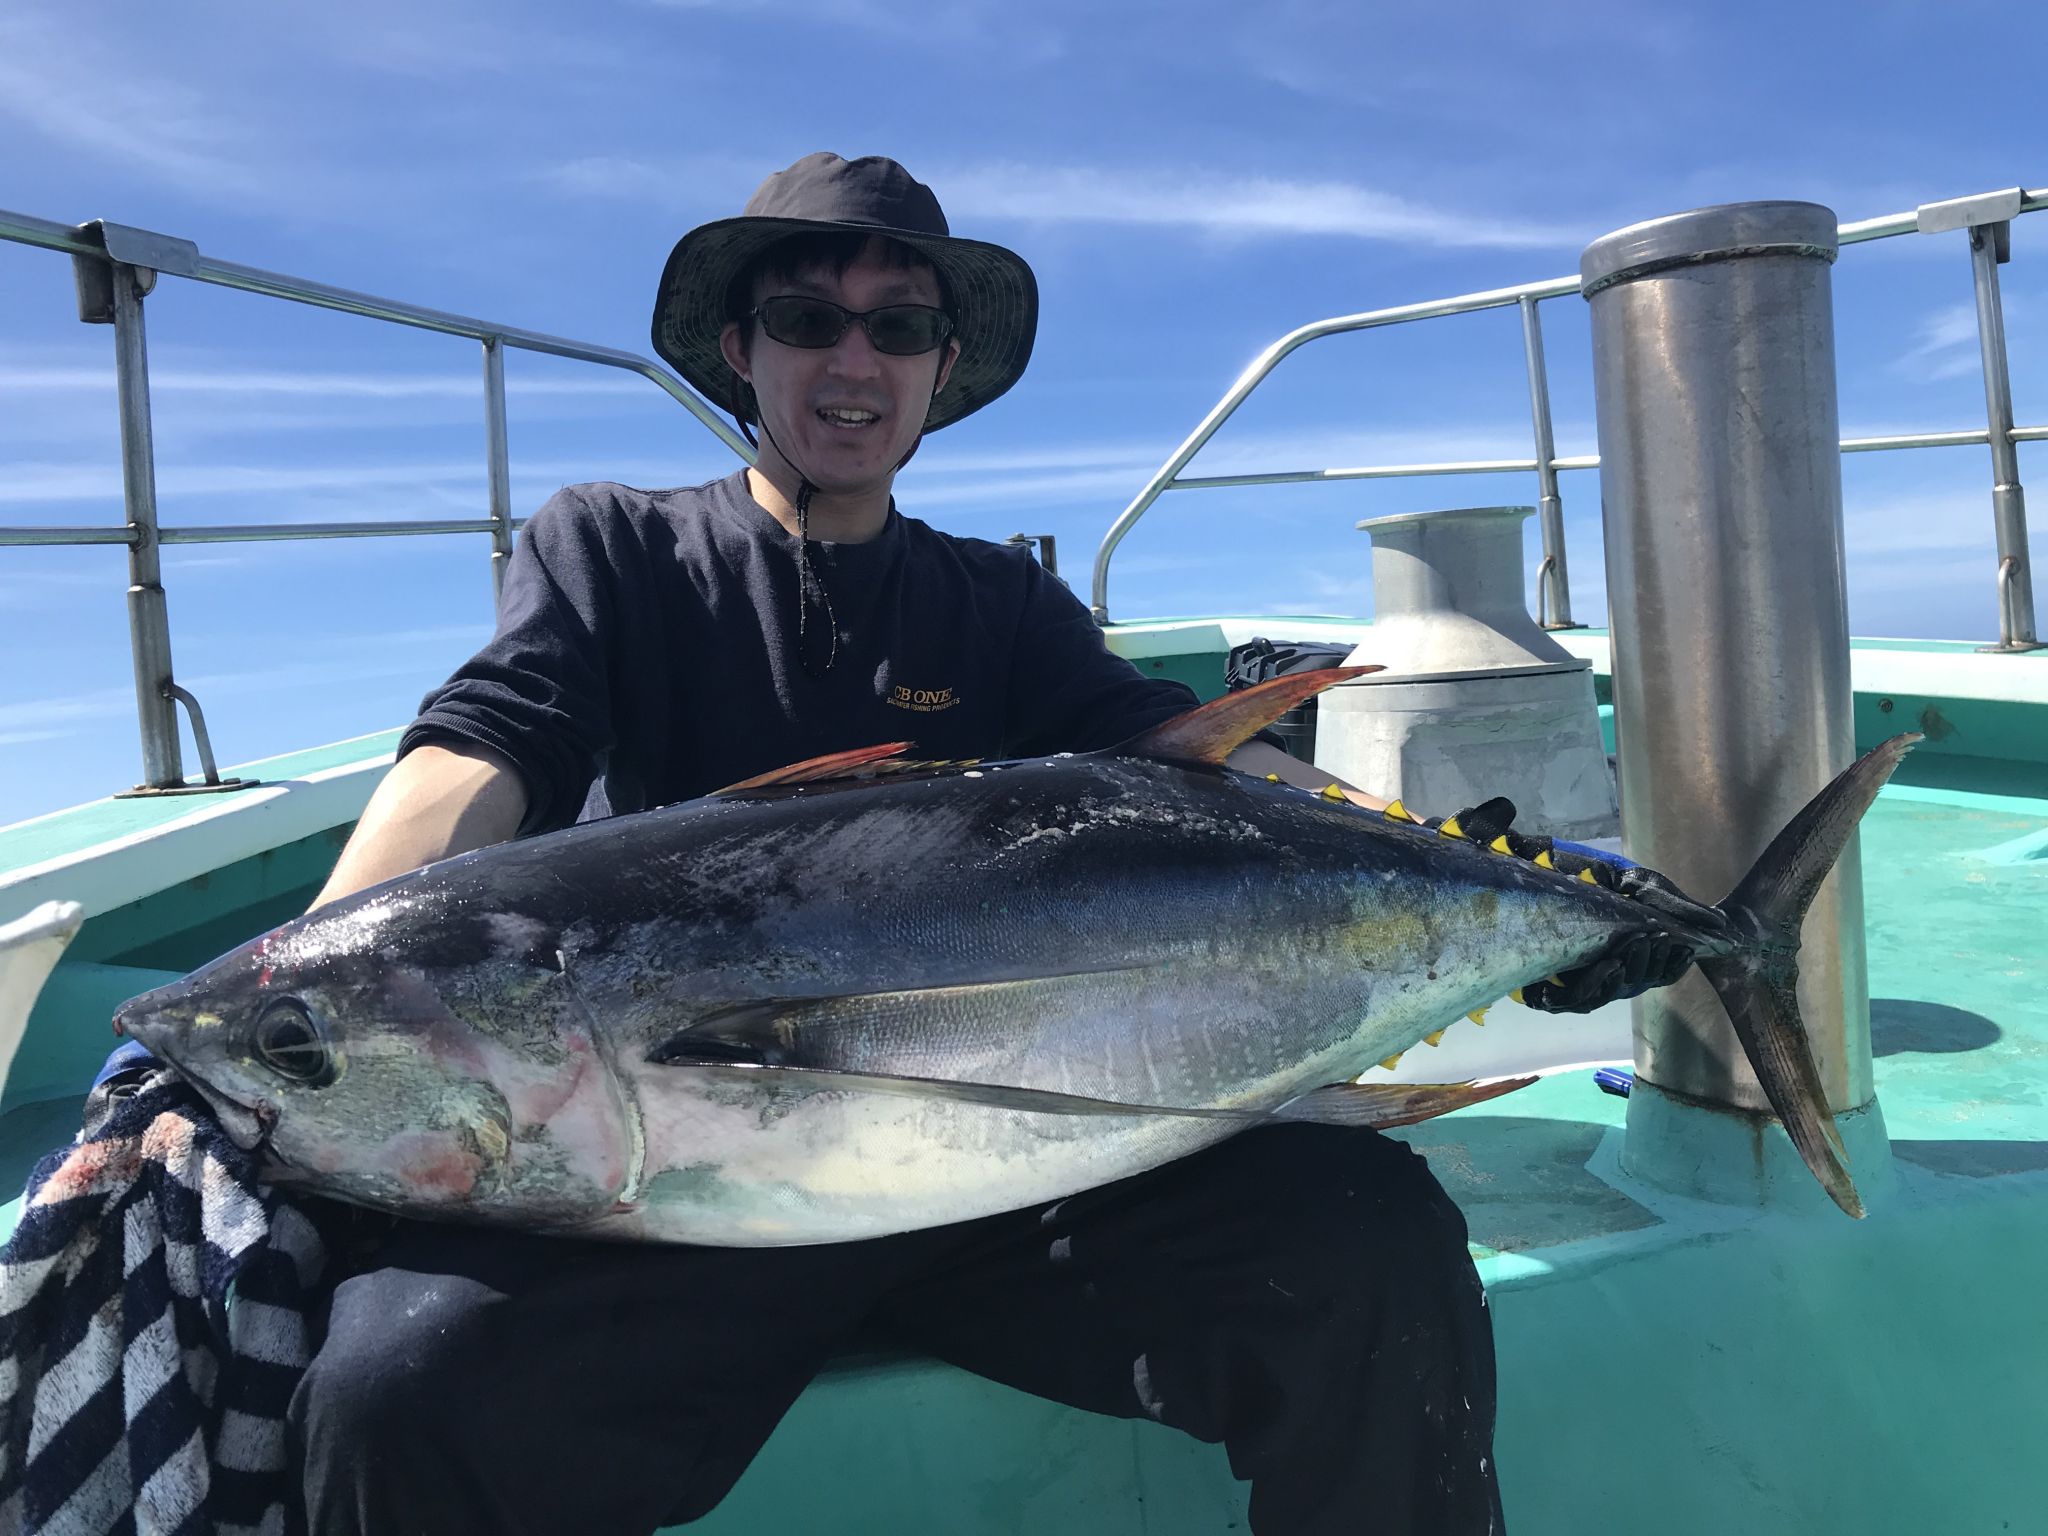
1593, 1066, 1635, 1098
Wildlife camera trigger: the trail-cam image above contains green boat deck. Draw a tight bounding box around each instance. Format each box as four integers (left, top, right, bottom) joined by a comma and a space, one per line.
2, 624, 2043, 1533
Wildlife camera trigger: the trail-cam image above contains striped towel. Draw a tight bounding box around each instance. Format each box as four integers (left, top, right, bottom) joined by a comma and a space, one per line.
0, 1070, 325, 1536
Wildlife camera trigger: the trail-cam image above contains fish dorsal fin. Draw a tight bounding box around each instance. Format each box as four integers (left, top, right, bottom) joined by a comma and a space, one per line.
1118, 667, 1383, 766
713, 742, 915, 795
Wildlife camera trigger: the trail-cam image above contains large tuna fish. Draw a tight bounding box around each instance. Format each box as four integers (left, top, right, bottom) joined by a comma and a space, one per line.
114, 674, 1915, 1241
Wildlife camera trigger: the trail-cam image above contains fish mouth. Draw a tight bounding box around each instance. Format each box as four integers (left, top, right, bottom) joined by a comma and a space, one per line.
214, 1094, 277, 1153
154, 1054, 277, 1152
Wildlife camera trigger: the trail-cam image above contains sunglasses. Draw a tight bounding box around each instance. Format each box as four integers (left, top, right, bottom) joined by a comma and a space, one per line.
749, 295, 955, 356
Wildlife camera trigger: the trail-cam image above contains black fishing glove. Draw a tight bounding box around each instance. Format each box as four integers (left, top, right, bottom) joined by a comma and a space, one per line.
1519, 932, 1695, 1013
1406, 797, 1699, 1015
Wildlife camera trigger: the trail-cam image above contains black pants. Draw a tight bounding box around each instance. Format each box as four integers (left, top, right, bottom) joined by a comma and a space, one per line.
290, 1125, 1503, 1535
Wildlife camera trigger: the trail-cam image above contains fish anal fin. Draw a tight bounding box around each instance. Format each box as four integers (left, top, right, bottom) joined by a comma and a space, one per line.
1119, 668, 1382, 767
714, 742, 916, 795
1278, 1076, 1538, 1129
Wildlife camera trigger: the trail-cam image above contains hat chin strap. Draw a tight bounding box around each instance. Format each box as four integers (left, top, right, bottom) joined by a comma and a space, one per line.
732, 372, 940, 679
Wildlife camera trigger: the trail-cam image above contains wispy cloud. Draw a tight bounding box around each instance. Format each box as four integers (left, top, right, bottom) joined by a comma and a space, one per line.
0, 14, 266, 201
631, 0, 1068, 57
0, 365, 654, 399
1892, 302, 1987, 382
0, 628, 492, 746
0, 421, 1549, 514
937, 162, 1588, 249
1843, 487, 2008, 562
0, 453, 752, 508
542, 154, 1587, 252
906, 422, 1562, 517
0, 460, 485, 505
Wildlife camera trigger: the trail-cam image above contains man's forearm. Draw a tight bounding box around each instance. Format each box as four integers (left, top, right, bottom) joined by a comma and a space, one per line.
311, 742, 530, 910
1224, 739, 1388, 812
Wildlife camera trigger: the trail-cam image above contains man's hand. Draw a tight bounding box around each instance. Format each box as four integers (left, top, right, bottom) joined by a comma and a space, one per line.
1396, 795, 1700, 1015
311, 741, 529, 910
1518, 933, 1694, 1013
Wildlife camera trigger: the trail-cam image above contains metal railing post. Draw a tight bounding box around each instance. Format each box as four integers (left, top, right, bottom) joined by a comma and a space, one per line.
482, 336, 515, 605
1967, 222, 2040, 650
105, 260, 185, 790
1519, 295, 1577, 628
1087, 275, 1582, 622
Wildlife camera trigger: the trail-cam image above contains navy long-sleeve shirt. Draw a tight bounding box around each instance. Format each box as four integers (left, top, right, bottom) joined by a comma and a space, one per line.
400, 471, 1201, 834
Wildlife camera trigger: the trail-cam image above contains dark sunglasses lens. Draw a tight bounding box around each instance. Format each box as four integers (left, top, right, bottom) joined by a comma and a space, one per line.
865, 307, 951, 355
761, 297, 847, 349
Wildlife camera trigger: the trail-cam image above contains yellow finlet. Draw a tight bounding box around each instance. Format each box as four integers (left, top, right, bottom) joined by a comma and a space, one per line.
1488, 835, 1513, 854
1423, 1028, 1446, 1047
1383, 798, 1412, 823
1509, 987, 1525, 1004
1438, 814, 1466, 839
1265, 773, 1281, 783
1534, 850, 1556, 870
1378, 1052, 1405, 1071
1321, 783, 1348, 802
1578, 867, 1599, 885
1466, 1007, 1489, 1026
1548, 975, 1565, 987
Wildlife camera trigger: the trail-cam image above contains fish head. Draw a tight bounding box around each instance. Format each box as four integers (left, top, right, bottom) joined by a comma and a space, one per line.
114, 885, 635, 1230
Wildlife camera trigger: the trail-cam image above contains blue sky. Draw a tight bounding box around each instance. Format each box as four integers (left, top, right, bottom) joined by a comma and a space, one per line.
1, 0, 2042, 821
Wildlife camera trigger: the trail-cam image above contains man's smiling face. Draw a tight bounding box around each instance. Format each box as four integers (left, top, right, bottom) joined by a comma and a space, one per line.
720, 236, 960, 500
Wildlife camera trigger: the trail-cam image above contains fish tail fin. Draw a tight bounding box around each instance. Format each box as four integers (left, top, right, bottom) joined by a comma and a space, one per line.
1694, 733, 1920, 1220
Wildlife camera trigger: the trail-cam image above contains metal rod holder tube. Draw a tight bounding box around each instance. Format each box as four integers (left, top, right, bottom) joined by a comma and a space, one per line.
162, 683, 221, 786
108, 261, 184, 790
1969, 225, 2040, 650
483, 336, 515, 605
1582, 202, 1871, 1119
1520, 296, 1576, 628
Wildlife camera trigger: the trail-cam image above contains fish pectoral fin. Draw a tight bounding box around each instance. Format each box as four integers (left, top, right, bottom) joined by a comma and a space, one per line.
655, 1061, 1274, 1121
645, 1032, 771, 1066
652, 975, 1154, 1066
1116, 667, 1383, 767
651, 1059, 1538, 1135
1274, 1076, 1539, 1129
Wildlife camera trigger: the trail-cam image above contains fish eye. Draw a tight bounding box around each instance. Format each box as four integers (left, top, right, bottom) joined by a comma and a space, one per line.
255, 998, 337, 1087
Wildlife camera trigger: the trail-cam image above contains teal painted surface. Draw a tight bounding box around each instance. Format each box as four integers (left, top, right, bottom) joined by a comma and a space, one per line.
1617, 1080, 1898, 1214
0, 730, 399, 873
0, 787, 2043, 1532
68, 826, 350, 970
2, 630, 2045, 1534
1123, 647, 1227, 701
1969, 825, 2048, 864
1, 963, 183, 1115
1484, 1151, 2048, 1536
1100, 623, 2048, 794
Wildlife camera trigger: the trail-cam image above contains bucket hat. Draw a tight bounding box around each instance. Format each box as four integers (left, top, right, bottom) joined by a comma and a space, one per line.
651, 152, 1038, 432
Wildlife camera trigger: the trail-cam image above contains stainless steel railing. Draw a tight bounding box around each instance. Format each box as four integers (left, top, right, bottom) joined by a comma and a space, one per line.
0, 211, 755, 794
1088, 186, 2047, 654
4, 189, 2043, 796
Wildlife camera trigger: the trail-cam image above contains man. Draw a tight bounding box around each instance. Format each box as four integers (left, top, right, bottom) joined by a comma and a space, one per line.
291, 153, 1659, 1535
